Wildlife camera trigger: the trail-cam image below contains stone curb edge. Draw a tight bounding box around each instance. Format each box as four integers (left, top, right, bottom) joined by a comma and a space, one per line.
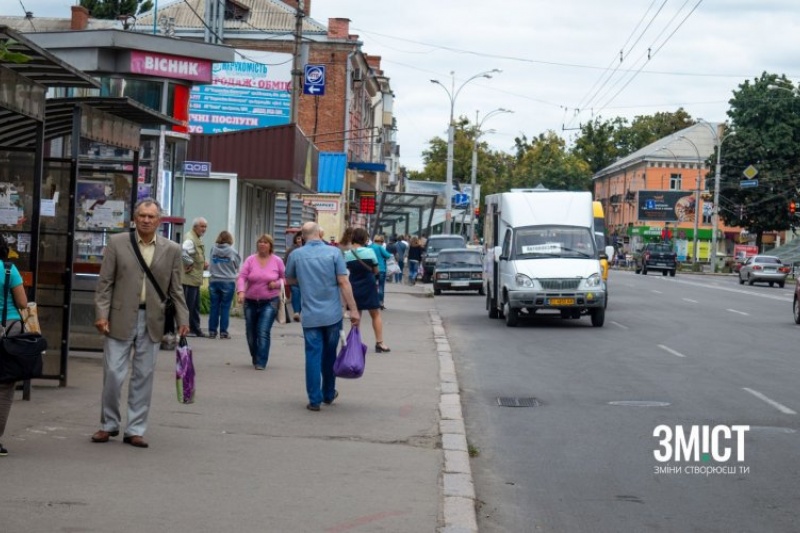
432, 310, 479, 533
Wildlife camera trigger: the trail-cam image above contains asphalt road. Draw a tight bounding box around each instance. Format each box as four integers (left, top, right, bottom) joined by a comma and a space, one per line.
435, 271, 800, 533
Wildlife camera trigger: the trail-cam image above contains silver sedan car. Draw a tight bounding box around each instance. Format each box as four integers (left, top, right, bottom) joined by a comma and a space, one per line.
738, 255, 790, 287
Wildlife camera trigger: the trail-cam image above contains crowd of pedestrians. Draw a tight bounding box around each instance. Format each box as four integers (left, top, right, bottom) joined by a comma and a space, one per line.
2, 213, 432, 455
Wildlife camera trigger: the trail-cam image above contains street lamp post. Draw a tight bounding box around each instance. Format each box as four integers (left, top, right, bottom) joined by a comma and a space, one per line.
431, 69, 501, 234
678, 135, 703, 264
697, 119, 734, 272
468, 107, 512, 242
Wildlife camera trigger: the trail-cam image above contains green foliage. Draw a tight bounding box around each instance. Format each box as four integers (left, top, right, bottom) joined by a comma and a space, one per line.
0, 40, 31, 63
199, 286, 210, 315
80, 0, 153, 19
716, 72, 800, 248
572, 110, 694, 173
510, 132, 592, 191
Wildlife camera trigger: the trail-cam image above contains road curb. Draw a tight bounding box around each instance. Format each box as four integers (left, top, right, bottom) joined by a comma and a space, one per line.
432, 310, 479, 533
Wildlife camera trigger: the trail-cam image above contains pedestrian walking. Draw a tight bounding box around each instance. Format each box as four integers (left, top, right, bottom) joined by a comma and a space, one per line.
0, 235, 29, 457
208, 230, 241, 339
368, 234, 392, 309
284, 231, 304, 322
407, 236, 423, 285
345, 228, 391, 353
394, 235, 408, 283
236, 234, 285, 370
181, 217, 208, 337
92, 198, 190, 449
285, 222, 359, 411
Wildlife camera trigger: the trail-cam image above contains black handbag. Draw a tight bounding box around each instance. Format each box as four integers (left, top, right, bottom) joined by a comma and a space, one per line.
129, 231, 176, 335
0, 262, 46, 383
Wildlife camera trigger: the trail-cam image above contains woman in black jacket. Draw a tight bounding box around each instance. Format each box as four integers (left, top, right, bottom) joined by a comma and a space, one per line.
406, 236, 423, 285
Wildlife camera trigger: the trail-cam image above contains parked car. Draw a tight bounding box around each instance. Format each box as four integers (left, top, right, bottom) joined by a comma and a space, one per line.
738, 255, 789, 287
421, 234, 466, 282
793, 277, 800, 324
433, 248, 484, 295
633, 243, 677, 276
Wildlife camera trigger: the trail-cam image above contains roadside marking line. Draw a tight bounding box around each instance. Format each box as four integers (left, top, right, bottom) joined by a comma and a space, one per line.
610, 321, 629, 329
726, 308, 749, 316
657, 344, 686, 358
743, 387, 797, 415
683, 298, 698, 303
616, 271, 793, 302
651, 290, 663, 294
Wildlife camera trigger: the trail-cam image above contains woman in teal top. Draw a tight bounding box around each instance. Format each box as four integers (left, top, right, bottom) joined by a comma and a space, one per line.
368, 235, 392, 310
0, 236, 30, 457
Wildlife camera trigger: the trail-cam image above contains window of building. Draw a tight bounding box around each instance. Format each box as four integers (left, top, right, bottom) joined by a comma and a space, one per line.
225, 0, 250, 20
670, 173, 682, 190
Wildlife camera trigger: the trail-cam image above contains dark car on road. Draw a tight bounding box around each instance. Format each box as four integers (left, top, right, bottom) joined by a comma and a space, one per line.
634, 242, 677, 276
421, 234, 466, 282
433, 248, 484, 295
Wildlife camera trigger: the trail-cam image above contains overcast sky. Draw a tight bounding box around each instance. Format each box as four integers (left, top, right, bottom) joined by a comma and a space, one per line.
11, 0, 800, 172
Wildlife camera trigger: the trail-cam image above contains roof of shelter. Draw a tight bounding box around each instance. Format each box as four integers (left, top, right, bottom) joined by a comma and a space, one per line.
0, 25, 99, 88
1, 97, 180, 149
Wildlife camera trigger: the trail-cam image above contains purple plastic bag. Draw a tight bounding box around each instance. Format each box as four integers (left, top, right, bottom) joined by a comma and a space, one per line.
333, 326, 367, 379
176, 336, 195, 403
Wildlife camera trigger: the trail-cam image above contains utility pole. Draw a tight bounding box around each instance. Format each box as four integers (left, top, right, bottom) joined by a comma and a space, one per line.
290, 0, 304, 124
288, 0, 305, 229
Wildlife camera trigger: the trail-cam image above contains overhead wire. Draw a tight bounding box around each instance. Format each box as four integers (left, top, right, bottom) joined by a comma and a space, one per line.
569, 0, 663, 127
593, 0, 705, 118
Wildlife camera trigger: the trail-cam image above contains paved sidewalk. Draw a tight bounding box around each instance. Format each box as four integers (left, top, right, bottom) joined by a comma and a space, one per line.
1, 281, 476, 532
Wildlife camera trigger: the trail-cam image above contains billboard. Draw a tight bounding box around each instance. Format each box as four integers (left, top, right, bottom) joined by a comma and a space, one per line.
637, 190, 698, 223
189, 50, 292, 134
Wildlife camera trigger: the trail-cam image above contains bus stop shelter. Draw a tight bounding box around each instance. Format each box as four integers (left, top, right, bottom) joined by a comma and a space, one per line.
373, 191, 438, 239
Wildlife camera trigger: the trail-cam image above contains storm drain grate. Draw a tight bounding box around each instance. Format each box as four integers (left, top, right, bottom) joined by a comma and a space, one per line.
497, 397, 542, 407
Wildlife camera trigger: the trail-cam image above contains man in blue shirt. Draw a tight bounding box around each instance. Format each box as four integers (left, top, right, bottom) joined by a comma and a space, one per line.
286, 222, 360, 411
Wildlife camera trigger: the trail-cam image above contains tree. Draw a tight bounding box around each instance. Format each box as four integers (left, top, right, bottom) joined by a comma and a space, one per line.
716, 72, 800, 249
80, 0, 153, 19
510, 131, 592, 191
572, 117, 619, 174
572, 109, 694, 173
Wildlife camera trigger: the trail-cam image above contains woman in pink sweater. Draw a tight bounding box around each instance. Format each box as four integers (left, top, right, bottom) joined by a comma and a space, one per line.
236, 234, 285, 370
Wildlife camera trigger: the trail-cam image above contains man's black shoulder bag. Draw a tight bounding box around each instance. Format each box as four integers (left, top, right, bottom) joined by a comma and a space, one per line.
0, 262, 46, 383
129, 231, 176, 335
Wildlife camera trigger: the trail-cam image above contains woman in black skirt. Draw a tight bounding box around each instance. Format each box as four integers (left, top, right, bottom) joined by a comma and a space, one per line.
343, 228, 390, 353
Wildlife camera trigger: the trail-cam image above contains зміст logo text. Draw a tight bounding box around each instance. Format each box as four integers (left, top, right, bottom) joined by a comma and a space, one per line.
653, 425, 750, 475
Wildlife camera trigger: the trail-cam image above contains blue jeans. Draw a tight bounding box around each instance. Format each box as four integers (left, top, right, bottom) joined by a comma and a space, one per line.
244, 298, 278, 368
290, 285, 302, 314
408, 260, 420, 284
376, 271, 387, 305
395, 259, 405, 283
208, 281, 235, 335
303, 321, 342, 407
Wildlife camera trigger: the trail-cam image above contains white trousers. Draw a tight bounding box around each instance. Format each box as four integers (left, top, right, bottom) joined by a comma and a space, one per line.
100, 310, 159, 437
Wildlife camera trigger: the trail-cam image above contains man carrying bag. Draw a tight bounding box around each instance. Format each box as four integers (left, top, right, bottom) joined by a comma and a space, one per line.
92, 199, 189, 449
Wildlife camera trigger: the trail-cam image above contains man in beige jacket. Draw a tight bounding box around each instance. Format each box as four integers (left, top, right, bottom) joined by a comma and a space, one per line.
92, 198, 189, 448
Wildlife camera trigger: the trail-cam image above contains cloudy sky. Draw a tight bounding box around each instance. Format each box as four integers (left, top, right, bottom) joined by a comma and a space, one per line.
9, 0, 800, 171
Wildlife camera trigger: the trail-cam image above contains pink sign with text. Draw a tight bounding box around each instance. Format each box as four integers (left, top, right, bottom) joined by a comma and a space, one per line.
130, 51, 212, 83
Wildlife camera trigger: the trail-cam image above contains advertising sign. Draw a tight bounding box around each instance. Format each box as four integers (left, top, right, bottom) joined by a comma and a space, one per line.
130, 51, 212, 83
733, 244, 758, 261
184, 161, 211, 177
189, 50, 292, 134
637, 190, 698, 222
